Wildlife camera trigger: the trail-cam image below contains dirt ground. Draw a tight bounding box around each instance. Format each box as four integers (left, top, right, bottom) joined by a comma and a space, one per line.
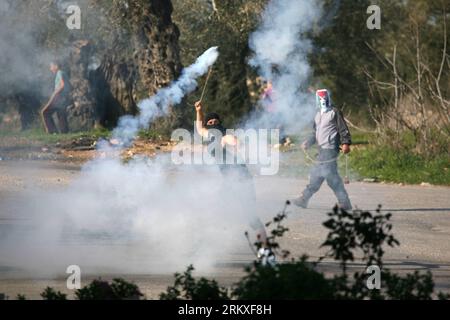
0, 147, 449, 299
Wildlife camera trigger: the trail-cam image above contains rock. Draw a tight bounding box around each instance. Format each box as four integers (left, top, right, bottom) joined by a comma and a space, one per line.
420, 182, 431, 186
110, 139, 121, 146
363, 178, 378, 183
0, 105, 22, 131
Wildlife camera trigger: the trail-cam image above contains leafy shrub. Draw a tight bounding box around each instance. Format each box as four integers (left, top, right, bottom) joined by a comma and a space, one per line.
41, 287, 67, 300
75, 278, 143, 300
161, 203, 449, 300
27, 204, 448, 300
320, 206, 400, 272
233, 256, 336, 300
160, 265, 229, 300
352, 145, 450, 185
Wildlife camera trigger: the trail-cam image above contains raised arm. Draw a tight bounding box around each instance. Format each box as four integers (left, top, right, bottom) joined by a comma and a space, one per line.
194, 101, 209, 138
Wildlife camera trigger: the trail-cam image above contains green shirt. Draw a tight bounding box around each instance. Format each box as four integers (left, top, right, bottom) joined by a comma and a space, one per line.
54, 70, 70, 97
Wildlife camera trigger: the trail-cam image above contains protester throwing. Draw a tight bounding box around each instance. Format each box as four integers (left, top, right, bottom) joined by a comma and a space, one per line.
293, 89, 353, 211
194, 99, 274, 264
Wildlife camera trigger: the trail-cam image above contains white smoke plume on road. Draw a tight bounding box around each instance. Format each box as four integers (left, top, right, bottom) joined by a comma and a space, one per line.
246, 0, 322, 134
0, 156, 258, 276
0, 1, 327, 278
0, 47, 264, 276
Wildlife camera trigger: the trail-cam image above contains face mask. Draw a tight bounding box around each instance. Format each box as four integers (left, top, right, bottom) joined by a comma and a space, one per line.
206, 123, 226, 136
206, 123, 226, 140
316, 89, 332, 112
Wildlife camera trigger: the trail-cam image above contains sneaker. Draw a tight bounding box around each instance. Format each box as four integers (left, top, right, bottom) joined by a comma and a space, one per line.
293, 196, 308, 208
257, 247, 276, 267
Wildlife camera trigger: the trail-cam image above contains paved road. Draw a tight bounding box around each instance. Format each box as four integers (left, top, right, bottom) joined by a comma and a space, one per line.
0, 160, 449, 299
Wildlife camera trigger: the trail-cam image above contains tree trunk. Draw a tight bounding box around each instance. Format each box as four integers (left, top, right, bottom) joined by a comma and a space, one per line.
67, 40, 97, 132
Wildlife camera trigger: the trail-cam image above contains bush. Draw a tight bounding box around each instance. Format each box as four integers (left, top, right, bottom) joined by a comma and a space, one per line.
352, 146, 450, 185
233, 256, 335, 300
160, 265, 229, 300
161, 204, 449, 300
41, 287, 67, 300
27, 205, 448, 300
75, 278, 143, 300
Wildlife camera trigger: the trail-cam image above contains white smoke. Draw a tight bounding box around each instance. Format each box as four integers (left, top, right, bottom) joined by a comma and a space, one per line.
0, 47, 262, 276
246, 0, 321, 134
112, 47, 219, 146
0, 1, 328, 279
0, 155, 257, 276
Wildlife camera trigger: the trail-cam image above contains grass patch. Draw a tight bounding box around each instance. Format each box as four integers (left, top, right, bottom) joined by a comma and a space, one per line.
352, 146, 450, 185
351, 130, 374, 145
137, 129, 170, 141
0, 127, 111, 146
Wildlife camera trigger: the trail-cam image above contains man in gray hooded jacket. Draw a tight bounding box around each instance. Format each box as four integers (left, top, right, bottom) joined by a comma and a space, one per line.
293, 89, 352, 210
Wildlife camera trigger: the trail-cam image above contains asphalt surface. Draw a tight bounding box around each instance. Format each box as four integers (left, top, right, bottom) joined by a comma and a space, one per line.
0, 160, 449, 299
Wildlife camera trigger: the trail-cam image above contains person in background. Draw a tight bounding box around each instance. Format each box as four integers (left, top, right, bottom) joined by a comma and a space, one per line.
41, 60, 71, 134
293, 89, 353, 210
261, 79, 291, 147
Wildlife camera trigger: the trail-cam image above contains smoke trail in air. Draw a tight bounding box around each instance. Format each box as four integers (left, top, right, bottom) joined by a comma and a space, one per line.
111, 46, 219, 146
246, 0, 322, 134
0, 1, 329, 278
1, 47, 257, 277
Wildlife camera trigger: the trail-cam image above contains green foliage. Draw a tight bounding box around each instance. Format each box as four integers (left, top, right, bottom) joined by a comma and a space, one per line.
0, 127, 111, 146
34, 278, 143, 300
233, 256, 335, 300
16, 294, 27, 300
311, 0, 381, 112
352, 145, 450, 185
172, 0, 266, 127
21, 204, 447, 300
321, 206, 400, 272
40, 287, 67, 301
382, 271, 435, 300
312, 0, 449, 116
162, 204, 448, 300
75, 278, 143, 300
160, 265, 229, 300
138, 129, 170, 141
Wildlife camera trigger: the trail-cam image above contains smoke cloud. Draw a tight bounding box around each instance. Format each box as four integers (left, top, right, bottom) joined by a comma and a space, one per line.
0, 1, 51, 98
0, 47, 257, 276
112, 47, 219, 146
0, 0, 326, 279
246, 0, 322, 134
0, 155, 257, 275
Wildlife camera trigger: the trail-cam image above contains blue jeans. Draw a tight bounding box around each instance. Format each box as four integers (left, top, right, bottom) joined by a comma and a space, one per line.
301, 148, 351, 207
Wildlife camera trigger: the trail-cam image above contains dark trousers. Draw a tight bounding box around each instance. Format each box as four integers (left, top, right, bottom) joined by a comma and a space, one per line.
301, 148, 351, 207
42, 96, 69, 134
